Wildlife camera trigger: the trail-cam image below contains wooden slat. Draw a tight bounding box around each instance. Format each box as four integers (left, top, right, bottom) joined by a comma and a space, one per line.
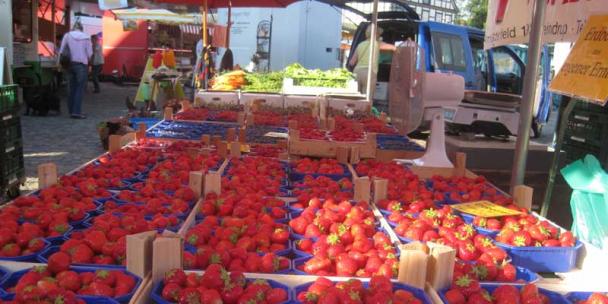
37, 163, 58, 189
513, 184, 534, 210
126, 231, 156, 278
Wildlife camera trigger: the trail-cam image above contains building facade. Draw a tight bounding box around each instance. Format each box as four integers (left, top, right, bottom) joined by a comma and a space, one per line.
403, 0, 459, 24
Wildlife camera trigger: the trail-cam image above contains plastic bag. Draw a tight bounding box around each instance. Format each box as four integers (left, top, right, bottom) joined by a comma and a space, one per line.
561, 155, 608, 249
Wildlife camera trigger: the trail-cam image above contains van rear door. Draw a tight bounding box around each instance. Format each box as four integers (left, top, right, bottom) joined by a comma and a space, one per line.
423, 22, 478, 90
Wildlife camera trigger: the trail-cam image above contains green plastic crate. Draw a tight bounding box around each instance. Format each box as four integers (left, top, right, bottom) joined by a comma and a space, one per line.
0, 85, 18, 114
0, 144, 24, 189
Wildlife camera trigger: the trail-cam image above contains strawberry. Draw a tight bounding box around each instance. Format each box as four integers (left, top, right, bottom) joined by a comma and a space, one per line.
86, 281, 114, 297
68, 244, 94, 263
452, 274, 480, 296
94, 269, 116, 287
161, 283, 182, 302
445, 288, 466, 304
1, 243, 20, 257
47, 251, 71, 274
56, 270, 81, 292
83, 230, 107, 252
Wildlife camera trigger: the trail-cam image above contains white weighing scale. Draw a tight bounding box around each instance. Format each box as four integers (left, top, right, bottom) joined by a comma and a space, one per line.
387, 43, 527, 168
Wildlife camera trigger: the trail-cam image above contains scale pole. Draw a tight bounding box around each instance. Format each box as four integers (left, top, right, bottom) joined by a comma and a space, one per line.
365, 0, 379, 102
510, 0, 547, 193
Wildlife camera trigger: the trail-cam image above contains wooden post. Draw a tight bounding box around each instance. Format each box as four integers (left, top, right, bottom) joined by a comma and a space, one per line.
373, 178, 388, 203
152, 236, 183, 284
397, 243, 429, 289
108, 135, 123, 153
336, 147, 349, 164
239, 128, 246, 143
327, 117, 336, 131
204, 171, 222, 196
354, 177, 371, 202
454, 152, 467, 177
201, 135, 211, 146
288, 120, 298, 130
230, 142, 242, 158
37, 163, 58, 189
277, 139, 288, 149
163, 107, 173, 120
513, 185, 534, 210
212, 135, 222, 147
350, 147, 361, 164
136, 123, 147, 141
226, 128, 236, 142
237, 112, 245, 126
180, 100, 192, 110
126, 231, 156, 278
427, 244, 457, 291
188, 171, 204, 200
217, 141, 228, 158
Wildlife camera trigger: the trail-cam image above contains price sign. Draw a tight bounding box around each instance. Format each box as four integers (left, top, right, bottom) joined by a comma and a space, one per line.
451, 201, 523, 218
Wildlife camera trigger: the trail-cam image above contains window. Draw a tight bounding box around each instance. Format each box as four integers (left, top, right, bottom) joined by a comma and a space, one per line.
421, 9, 430, 21
493, 48, 522, 76
435, 12, 443, 23
422, 0, 431, 4
431, 32, 466, 71
445, 14, 453, 24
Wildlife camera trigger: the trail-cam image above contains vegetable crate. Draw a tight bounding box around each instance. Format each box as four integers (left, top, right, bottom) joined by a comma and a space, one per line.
282, 78, 359, 95
193, 91, 239, 107
320, 96, 372, 120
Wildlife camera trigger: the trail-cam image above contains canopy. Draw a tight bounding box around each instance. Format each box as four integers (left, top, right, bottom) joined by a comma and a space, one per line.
154, 0, 297, 8
113, 8, 203, 24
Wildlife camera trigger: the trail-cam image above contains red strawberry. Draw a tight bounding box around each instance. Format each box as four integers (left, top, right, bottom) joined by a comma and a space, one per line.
1, 243, 20, 257
86, 281, 114, 297
69, 244, 94, 263
444, 288, 466, 304
47, 252, 71, 274
56, 270, 81, 292
94, 269, 116, 287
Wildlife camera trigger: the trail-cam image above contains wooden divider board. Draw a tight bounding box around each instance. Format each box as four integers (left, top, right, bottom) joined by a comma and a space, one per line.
126, 231, 156, 278
109, 132, 136, 153
37, 163, 58, 189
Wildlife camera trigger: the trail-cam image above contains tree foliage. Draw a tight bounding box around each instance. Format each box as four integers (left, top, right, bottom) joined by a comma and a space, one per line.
465, 0, 488, 29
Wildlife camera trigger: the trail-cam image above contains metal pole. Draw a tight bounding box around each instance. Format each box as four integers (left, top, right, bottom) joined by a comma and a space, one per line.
509, 0, 547, 193
365, 0, 379, 102
540, 96, 577, 217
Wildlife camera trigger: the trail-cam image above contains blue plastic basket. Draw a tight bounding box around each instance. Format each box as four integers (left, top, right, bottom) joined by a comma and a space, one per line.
0, 238, 50, 262
129, 117, 162, 130
376, 134, 425, 152
150, 277, 292, 304
566, 291, 608, 303
495, 241, 583, 273
37, 246, 126, 269
0, 293, 121, 304
438, 283, 570, 304
292, 280, 431, 304
0, 266, 140, 303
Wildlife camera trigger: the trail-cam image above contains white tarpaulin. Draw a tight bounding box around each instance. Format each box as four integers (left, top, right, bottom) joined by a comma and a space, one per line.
484, 0, 608, 49
113, 9, 203, 24
98, 0, 129, 10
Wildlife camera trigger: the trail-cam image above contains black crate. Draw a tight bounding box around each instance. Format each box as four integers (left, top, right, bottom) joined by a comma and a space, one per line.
0, 85, 18, 114
0, 116, 22, 150
562, 140, 608, 170
0, 144, 24, 189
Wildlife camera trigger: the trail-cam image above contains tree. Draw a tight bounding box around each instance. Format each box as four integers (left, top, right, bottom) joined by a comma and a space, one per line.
465, 0, 488, 29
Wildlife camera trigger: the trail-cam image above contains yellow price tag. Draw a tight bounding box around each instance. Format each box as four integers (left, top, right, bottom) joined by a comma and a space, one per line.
451, 201, 522, 218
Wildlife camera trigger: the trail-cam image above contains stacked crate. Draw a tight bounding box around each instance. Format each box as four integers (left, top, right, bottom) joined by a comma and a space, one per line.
0, 85, 24, 197
563, 101, 608, 168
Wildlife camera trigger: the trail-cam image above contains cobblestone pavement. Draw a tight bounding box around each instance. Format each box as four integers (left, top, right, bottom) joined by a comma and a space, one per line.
20, 82, 138, 191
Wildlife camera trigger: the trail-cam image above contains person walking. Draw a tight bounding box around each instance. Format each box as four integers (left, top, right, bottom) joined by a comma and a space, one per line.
349, 26, 383, 96
59, 22, 92, 119
90, 34, 104, 93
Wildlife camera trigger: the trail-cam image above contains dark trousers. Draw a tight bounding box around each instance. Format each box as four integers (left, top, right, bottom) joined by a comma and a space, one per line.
68, 63, 88, 115
92, 64, 103, 92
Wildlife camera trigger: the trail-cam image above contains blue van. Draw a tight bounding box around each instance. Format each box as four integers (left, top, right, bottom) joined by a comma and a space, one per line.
336, 3, 552, 137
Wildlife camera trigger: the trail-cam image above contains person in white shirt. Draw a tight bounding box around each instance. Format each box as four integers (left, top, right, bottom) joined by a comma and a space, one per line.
59, 22, 92, 119
90, 34, 104, 94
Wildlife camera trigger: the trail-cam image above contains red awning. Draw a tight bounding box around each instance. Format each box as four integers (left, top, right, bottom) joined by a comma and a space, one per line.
154, 0, 297, 8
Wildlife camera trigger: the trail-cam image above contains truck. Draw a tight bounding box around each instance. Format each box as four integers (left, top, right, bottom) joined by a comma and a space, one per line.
336, 1, 552, 138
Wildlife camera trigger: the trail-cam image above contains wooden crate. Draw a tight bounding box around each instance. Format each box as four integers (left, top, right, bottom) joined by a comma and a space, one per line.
288, 129, 376, 159
320, 95, 372, 120
241, 93, 284, 114
194, 90, 239, 107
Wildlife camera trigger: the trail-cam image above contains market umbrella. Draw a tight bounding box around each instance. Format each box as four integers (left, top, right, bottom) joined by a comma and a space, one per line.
112, 8, 203, 24
154, 0, 296, 7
